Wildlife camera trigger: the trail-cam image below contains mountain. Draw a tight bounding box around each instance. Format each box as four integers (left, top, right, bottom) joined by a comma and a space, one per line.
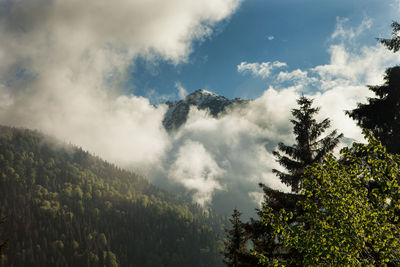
163, 89, 249, 131
0, 126, 226, 267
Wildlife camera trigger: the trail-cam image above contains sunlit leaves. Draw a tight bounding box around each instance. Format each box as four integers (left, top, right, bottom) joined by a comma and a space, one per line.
257, 133, 400, 265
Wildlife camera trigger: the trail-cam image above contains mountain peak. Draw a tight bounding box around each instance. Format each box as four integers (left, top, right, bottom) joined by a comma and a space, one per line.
163, 90, 248, 131
190, 89, 217, 97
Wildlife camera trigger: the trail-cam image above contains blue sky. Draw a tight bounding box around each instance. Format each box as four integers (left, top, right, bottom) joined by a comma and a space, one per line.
2, 0, 400, 215
130, 0, 400, 102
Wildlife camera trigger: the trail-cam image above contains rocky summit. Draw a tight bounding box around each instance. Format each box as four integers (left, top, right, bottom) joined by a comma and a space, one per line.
162, 89, 249, 131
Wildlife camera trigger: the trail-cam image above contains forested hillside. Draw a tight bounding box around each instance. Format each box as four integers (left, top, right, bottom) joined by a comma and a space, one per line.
0, 126, 225, 267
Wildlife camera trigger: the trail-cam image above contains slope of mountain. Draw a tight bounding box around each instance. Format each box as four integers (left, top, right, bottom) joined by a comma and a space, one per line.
163, 89, 249, 131
0, 126, 225, 267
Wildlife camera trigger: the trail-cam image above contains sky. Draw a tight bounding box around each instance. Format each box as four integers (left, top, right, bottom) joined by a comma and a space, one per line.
130, 0, 400, 102
1, 0, 400, 217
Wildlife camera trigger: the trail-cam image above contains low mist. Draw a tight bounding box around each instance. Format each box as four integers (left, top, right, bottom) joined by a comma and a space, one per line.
1, 1, 400, 218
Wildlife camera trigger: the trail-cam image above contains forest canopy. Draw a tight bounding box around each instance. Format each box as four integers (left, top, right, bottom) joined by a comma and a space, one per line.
0, 126, 226, 267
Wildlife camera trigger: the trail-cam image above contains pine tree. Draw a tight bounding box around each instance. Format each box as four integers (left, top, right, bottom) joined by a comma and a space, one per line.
346, 67, 400, 153
0, 218, 7, 255
378, 21, 400, 52
224, 96, 343, 265
248, 184, 304, 263
346, 22, 400, 154
272, 96, 343, 192
255, 134, 400, 265
223, 209, 247, 267
243, 96, 342, 264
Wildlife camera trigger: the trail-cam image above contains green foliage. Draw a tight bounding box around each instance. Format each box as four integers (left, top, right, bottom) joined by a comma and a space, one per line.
256, 133, 400, 265
103, 251, 118, 267
223, 96, 343, 266
273, 96, 343, 193
0, 126, 225, 266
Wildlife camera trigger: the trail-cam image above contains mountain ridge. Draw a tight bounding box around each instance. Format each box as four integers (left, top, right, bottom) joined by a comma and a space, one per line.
0, 125, 225, 266
162, 89, 249, 131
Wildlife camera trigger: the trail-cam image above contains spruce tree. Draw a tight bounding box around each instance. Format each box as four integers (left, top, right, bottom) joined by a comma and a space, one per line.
346, 22, 400, 154
223, 209, 248, 267
0, 218, 7, 255
346, 67, 400, 153
255, 134, 400, 265
224, 96, 343, 265
378, 21, 400, 52
272, 96, 343, 192
244, 96, 342, 264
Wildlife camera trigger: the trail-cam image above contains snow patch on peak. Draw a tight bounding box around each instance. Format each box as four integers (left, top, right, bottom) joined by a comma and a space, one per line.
194, 89, 217, 96
162, 90, 249, 131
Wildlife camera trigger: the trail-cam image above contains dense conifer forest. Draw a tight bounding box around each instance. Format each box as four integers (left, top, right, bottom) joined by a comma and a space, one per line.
0, 125, 226, 267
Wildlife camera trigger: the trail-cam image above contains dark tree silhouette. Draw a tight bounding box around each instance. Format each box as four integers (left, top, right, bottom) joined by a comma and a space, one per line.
273, 96, 343, 192
378, 21, 400, 52
346, 67, 400, 154
247, 96, 342, 263
0, 218, 7, 255
224, 96, 343, 265
223, 209, 248, 267
346, 22, 400, 154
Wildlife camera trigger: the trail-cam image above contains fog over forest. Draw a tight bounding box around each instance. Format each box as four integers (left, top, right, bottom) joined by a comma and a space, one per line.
1, 0, 400, 218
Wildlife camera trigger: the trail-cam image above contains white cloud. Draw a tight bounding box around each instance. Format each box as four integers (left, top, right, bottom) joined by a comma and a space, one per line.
161, 105, 290, 211
331, 16, 373, 41
278, 69, 308, 81
391, 0, 400, 11
249, 191, 264, 207
145, 89, 176, 104
312, 44, 400, 90
277, 69, 319, 86
267, 36, 275, 41
237, 61, 287, 79
163, 19, 400, 215
168, 140, 225, 206
1, 4, 400, 219
0, 0, 240, 168
273, 43, 400, 145
176, 82, 188, 99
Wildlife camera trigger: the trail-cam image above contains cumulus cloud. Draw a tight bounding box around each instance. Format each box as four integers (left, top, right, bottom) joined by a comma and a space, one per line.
277, 69, 319, 87
176, 82, 188, 99
162, 106, 290, 212
0, 0, 240, 167
168, 140, 225, 206
162, 19, 400, 217
237, 61, 287, 79
134, 19, 400, 216
272, 44, 400, 144
1, 2, 400, 219
312, 44, 399, 89
331, 16, 373, 41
